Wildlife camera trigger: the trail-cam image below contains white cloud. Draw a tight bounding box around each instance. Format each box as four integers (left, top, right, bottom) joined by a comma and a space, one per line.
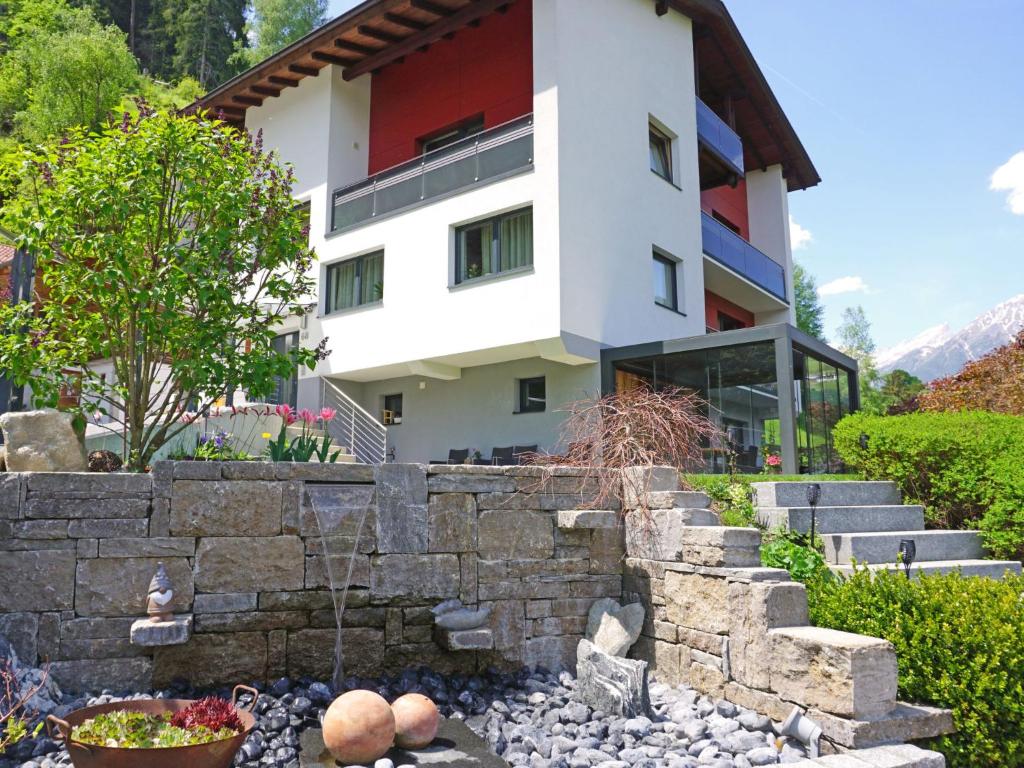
991, 151, 1024, 214
818, 276, 868, 297
789, 215, 813, 250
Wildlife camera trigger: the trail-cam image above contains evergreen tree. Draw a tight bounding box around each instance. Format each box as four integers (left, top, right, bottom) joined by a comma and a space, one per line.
235, 0, 326, 68
793, 262, 826, 341
162, 0, 246, 89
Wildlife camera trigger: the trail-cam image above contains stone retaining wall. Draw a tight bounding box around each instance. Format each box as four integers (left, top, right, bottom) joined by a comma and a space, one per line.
0, 463, 622, 692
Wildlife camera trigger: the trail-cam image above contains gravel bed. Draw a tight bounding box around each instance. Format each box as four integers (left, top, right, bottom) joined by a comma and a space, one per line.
2, 667, 808, 768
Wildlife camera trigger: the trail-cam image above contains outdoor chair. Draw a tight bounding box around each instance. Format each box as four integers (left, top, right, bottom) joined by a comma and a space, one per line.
513, 445, 538, 464
485, 446, 515, 465
430, 448, 470, 465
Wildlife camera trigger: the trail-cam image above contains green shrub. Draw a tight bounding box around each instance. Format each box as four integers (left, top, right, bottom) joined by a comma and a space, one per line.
833, 412, 1024, 558
691, 475, 757, 527
760, 530, 830, 583
808, 568, 1024, 768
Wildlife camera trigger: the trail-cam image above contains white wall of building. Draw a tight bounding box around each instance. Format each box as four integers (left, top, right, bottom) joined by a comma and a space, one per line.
746, 165, 796, 324
334, 358, 600, 462
540, 0, 705, 349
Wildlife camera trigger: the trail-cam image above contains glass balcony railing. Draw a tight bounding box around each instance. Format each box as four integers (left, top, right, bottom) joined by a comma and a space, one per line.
696, 98, 744, 176
701, 212, 787, 302
331, 115, 534, 233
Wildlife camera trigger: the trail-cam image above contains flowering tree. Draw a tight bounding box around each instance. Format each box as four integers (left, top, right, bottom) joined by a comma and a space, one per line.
0, 108, 324, 470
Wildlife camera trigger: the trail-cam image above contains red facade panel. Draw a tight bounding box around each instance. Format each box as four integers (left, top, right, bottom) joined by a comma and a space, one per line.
367, 1, 534, 175
700, 180, 749, 240
705, 290, 755, 331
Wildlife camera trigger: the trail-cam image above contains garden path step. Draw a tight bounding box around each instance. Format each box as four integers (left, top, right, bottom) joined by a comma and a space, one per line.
751, 481, 902, 508
824, 530, 985, 565
830, 559, 1022, 580
758, 505, 926, 534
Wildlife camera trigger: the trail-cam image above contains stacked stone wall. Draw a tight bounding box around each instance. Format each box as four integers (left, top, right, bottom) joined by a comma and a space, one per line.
0, 463, 622, 692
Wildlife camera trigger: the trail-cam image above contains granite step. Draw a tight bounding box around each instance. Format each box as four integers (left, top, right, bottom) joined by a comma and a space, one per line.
752, 481, 902, 508
758, 505, 926, 534
824, 529, 985, 565
830, 559, 1022, 580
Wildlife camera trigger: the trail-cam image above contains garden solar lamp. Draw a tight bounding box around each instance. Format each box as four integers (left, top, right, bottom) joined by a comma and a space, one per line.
858, 432, 869, 450
805, 483, 821, 549
898, 539, 916, 580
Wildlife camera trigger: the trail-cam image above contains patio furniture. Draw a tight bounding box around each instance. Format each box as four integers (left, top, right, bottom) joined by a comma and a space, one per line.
513, 445, 538, 464
488, 446, 515, 465
430, 448, 470, 465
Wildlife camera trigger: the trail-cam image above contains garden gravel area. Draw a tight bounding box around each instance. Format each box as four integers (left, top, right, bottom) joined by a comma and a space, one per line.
4, 667, 809, 768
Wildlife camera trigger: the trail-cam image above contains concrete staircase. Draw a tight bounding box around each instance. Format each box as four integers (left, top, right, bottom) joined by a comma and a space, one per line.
752, 481, 1022, 579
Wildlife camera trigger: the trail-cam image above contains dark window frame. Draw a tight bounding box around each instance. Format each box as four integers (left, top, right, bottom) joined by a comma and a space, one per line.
419, 114, 485, 155
653, 251, 679, 311
517, 376, 546, 414
383, 393, 403, 425
324, 250, 384, 315
454, 207, 533, 285
649, 123, 673, 182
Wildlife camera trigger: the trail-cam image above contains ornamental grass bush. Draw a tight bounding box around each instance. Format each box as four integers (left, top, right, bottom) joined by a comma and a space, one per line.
808, 568, 1024, 768
833, 411, 1024, 558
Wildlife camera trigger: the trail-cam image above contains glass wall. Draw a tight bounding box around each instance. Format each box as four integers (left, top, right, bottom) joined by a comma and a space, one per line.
793, 347, 848, 474
613, 341, 780, 473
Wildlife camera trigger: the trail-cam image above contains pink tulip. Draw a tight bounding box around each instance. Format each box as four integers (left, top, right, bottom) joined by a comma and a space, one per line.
275, 403, 297, 425
319, 407, 337, 423
298, 408, 317, 426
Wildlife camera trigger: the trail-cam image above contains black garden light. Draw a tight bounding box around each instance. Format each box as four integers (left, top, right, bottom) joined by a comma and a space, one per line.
806, 483, 822, 548
859, 432, 870, 451
898, 539, 917, 580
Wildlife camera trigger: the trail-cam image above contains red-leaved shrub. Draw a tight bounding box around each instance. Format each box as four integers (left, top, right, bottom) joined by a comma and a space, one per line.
170, 697, 242, 733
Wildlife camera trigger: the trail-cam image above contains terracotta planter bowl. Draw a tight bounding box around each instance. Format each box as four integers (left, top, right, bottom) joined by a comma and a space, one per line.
46, 685, 258, 768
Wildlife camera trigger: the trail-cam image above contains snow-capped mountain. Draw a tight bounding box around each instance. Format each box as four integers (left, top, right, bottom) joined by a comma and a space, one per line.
878, 294, 1024, 381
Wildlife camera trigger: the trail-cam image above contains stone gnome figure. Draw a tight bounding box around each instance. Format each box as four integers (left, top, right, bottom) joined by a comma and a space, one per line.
146, 562, 175, 622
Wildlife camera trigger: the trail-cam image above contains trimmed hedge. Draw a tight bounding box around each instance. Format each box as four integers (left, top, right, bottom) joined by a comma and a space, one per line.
809, 568, 1024, 768
833, 412, 1024, 559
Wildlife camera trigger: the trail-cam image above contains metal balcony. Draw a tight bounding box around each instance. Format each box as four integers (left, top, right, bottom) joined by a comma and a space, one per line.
696, 98, 744, 177
701, 212, 787, 302
331, 115, 534, 233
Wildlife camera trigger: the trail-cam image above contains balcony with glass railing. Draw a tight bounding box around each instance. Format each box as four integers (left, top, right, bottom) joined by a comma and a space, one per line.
696, 98, 744, 179
330, 115, 534, 234
701, 212, 787, 302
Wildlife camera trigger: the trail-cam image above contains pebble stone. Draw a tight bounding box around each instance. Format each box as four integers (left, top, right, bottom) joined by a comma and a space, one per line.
1, 668, 809, 768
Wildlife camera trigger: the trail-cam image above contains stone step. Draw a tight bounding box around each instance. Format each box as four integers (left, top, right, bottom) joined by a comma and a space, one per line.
830, 559, 1022, 580
758, 506, 926, 534
646, 490, 712, 509
825, 530, 985, 565
752, 481, 901, 508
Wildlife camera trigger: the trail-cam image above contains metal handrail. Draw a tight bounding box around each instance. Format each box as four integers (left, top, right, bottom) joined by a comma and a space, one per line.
319, 378, 387, 464
696, 98, 744, 175
701, 212, 787, 302
331, 114, 534, 232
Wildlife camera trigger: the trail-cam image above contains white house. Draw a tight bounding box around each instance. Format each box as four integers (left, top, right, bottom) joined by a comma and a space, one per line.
197, 0, 857, 473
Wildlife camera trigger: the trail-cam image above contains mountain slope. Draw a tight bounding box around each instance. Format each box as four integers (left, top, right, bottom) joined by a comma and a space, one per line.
879, 294, 1024, 381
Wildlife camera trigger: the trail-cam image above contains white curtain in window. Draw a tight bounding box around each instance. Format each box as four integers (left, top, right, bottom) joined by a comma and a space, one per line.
360, 252, 384, 303
330, 261, 357, 311
501, 211, 533, 271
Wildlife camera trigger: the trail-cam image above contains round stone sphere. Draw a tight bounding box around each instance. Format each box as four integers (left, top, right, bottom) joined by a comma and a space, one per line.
391, 693, 440, 749
322, 690, 396, 764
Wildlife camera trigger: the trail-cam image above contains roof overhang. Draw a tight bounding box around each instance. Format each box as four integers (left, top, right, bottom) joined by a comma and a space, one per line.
194, 0, 819, 192
669, 0, 820, 191
192, 0, 520, 123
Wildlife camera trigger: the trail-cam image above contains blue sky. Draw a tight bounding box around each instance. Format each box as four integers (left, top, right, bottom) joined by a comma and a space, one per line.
326, 0, 1024, 349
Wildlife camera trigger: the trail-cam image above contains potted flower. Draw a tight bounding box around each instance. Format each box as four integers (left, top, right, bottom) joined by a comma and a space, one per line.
46, 686, 258, 768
